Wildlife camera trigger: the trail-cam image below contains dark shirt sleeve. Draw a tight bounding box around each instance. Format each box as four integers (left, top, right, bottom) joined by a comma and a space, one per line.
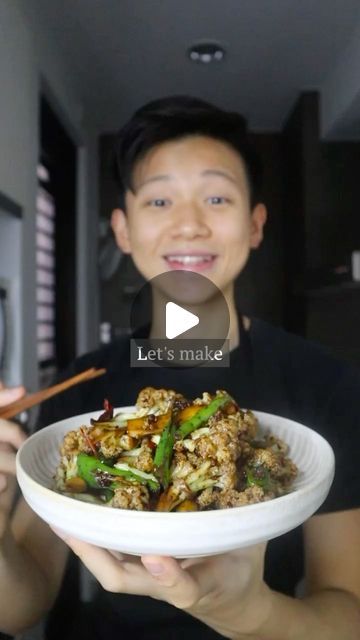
37, 363, 78, 430
315, 362, 360, 514
36, 339, 128, 431
37, 351, 106, 430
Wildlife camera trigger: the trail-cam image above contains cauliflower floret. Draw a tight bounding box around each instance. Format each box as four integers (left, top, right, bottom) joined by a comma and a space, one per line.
136, 387, 185, 414
242, 410, 258, 439
249, 448, 298, 482
185, 451, 205, 468
266, 435, 289, 455
95, 430, 137, 459
196, 487, 216, 509
191, 416, 247, 465
54, 454, 79, 491
60, 428, 91, 456
128, 441, 154, 473
193, 391, 213, 405
210, 461, 237, 491
208, 410, 257, 441
175, 438, 196, 453
215, 485, 266, 509
250, 448, 280, 471
171, 451, 195, 480
194, 435, 217, 460
111, 483, 150, 510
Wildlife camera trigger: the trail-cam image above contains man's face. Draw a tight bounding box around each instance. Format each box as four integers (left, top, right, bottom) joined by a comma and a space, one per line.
112, 135, 266, 299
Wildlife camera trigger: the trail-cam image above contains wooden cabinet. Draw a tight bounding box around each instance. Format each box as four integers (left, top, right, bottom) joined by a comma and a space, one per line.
282, 92, 360, 366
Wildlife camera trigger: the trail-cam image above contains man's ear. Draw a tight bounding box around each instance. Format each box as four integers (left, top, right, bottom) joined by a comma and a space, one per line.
249, 203, 267, 249
111, 208, 131, 254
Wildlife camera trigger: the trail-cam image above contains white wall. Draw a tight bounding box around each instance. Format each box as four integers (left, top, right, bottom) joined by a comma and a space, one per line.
0, 210, 22, 386
0, 0, 99, 391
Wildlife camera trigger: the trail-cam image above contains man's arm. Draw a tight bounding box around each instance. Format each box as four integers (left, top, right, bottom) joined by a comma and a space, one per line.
51, 509, 360, 640
0, 491, 68, 635
237, 509, 360, 640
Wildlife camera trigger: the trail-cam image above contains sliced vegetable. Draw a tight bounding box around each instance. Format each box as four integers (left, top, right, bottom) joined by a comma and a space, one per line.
175, 404, 203, 424
63, 490, 113, 504
246, 465, 273, 491
80, 427, 98, 456
91, 398, 114, 424
155, 485, 189, 512
77, 452, 160, 492
88, 426, 134, 457
186, 460, 217, 492
126, 410, 172, 437
65, 476, 87, 493
89, 418, 127, 429
175, 499, 198, 512
176, 393, 232, 439
153, 415, 176, 489
153, 415, 172, 467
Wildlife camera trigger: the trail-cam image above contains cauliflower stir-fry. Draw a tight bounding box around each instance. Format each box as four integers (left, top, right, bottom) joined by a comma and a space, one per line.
54, 387, 298, 511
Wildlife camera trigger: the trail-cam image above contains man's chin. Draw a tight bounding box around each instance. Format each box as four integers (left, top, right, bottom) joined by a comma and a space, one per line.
153, 270, 218, 305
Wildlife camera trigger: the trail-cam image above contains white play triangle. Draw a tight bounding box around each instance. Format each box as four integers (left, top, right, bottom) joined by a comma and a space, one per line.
165, 302, 199, 339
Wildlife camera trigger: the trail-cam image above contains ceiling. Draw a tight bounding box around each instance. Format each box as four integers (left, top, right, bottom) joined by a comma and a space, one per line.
23, 0, 360, 133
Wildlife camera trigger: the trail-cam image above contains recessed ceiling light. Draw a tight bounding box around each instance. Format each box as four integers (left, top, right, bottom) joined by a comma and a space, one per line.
188, 42, 226, 64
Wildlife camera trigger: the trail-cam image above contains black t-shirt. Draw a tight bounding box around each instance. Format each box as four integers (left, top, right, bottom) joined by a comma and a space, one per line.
39, 317, 360, 640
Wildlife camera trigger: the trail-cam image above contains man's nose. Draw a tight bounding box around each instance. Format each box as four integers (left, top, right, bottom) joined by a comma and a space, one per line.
170, 204, 211, 239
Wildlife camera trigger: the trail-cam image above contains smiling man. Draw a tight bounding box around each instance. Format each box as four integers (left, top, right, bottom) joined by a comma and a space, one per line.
0, 96, 359, 640
111, 102, 266, 351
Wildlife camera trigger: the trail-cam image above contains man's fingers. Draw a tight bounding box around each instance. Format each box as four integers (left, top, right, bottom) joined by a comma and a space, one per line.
141, 548, 266, 612
62, 537, 128, 592
0, 420, 27, 450
0, 474, 17, 518
0, 386, 26, 406
0, 474, 7, 492
141, 555, 204, 608
50, 530, 200, 605
50, 529, 259, 613
180, 557, 207, 570
0, 449, 17, 475
49, 532, 151, 594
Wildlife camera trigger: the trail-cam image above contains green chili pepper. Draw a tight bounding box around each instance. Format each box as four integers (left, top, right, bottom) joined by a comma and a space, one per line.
246, 465, 272, 491
77, 452, 160, 492
153, 416, 176, 489
98, 489, 114, 503
176, 393, 232, 439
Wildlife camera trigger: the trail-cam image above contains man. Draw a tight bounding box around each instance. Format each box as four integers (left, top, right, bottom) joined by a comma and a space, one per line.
0, 96, 359, 639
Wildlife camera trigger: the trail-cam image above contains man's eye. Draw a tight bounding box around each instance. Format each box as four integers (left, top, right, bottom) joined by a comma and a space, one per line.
148, 199, 168, 207
207, 196, 229, 205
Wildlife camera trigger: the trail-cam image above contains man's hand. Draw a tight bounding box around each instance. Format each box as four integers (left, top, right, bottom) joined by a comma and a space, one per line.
0, 384, 27, 541
50, 530, 271, 638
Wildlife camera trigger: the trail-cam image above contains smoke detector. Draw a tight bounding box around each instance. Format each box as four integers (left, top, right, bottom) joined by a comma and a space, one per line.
188, 42, 226, 64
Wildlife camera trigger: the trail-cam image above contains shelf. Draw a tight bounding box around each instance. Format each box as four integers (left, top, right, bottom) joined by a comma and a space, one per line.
304, 281, 360, 297
0, 191, 22, 218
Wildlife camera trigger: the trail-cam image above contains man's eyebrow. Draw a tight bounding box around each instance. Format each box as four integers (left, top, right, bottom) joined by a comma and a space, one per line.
136, 169, 239, 191
201, 169, 238, 184
136, 174, 172, 190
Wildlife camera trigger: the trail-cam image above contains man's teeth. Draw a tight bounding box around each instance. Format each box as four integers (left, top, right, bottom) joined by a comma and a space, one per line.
166, 255, 214, 264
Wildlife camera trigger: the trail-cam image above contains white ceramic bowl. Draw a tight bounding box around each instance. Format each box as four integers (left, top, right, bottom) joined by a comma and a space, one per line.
16, 408, 335, 557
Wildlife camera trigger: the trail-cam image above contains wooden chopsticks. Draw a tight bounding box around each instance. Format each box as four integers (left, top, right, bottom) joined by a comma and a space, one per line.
0, 367, 106, 420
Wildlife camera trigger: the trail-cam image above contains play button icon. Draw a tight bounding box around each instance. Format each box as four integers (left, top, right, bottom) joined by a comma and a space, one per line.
165, 302, 199, 339
129, 270, 230, 367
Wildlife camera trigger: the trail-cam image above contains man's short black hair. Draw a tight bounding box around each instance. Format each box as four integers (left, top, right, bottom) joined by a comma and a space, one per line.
113, 95, 263, 210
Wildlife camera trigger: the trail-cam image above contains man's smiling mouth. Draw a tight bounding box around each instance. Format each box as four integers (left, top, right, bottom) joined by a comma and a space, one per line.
163, 254, 217, 271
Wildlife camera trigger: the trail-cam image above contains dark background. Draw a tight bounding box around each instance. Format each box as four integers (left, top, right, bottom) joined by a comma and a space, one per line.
98, 92, 360, 366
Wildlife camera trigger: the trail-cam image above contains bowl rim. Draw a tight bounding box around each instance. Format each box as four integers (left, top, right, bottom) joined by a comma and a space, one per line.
16, 408, 335, 520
